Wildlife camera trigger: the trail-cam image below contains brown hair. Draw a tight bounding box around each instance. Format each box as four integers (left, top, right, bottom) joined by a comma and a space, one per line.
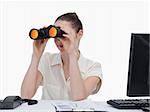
55, 12, 83, 33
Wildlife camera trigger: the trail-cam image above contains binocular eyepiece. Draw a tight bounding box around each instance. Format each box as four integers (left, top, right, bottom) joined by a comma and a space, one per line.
29, 25, 66, 40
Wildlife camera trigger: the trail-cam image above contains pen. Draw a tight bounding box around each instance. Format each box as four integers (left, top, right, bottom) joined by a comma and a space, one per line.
72, 108, 95, 111
72, 108, 108, 112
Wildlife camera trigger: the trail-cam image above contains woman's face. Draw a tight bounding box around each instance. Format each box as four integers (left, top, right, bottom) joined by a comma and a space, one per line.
54, 20, 77, 52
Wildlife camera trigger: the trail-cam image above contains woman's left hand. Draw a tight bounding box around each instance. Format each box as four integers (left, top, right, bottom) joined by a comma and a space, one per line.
60, 33, 79, 55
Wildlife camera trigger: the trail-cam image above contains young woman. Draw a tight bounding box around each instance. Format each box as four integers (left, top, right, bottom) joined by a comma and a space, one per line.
21, 12, 102, 101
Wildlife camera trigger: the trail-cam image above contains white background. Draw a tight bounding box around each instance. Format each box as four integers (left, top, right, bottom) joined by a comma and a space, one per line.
0, 0, 149, 101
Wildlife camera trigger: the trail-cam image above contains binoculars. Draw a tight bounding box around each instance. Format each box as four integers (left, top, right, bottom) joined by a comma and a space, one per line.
29, 25, 66, 40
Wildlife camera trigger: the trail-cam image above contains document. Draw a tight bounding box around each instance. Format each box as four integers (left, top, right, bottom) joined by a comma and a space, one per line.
51, 100, 107, 111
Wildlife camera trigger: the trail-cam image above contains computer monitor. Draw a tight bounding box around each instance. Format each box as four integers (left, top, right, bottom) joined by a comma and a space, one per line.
127, 33, 150, 97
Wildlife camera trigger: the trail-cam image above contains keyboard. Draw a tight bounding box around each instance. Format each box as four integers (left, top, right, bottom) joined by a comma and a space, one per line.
107, 99, 150, 109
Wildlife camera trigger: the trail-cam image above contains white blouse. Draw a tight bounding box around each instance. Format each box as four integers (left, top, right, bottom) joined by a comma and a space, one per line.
38, 52, 102, 100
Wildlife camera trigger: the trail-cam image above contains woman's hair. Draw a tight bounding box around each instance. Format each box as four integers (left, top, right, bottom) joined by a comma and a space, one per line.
55, 12, 83, 33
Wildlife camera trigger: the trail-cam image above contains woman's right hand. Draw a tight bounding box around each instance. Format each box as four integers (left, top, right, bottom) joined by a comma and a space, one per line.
32, 39, 48, 61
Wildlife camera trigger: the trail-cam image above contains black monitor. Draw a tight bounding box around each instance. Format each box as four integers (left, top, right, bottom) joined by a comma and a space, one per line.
127, 33, 150, 97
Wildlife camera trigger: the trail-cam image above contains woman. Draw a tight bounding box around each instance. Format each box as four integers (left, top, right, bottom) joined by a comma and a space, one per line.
21, 12, 102, 101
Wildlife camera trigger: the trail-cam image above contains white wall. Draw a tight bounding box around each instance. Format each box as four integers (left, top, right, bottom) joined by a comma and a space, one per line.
0, 0, 149, 101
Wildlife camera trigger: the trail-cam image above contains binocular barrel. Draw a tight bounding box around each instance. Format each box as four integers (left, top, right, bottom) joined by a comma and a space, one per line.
29, 25, 66, 40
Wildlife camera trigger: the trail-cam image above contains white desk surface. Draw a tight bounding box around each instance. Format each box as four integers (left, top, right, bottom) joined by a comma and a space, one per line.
0, 100, 143, 112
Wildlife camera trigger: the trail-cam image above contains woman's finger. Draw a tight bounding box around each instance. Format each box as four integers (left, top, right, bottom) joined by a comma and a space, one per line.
63, 34, 70, 38
43, 39, 49, 46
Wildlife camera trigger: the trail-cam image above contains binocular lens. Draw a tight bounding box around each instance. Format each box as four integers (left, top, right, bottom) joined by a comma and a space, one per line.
30, 29, 38, 39
49, 27, 57, 38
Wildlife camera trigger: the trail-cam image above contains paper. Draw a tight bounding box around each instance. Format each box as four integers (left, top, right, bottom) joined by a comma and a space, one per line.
52, 101, 76, 111
51, 100, 106, 111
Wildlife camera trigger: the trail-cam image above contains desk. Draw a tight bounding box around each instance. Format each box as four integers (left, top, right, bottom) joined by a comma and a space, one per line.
0, 100, 143, 112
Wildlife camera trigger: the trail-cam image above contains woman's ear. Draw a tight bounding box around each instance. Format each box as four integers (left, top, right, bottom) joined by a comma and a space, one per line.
77, 29, 83, 39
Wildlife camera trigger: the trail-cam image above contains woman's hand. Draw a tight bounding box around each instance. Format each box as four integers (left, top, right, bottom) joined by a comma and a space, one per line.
60, 33, 79, 55
32, 39, 48, 60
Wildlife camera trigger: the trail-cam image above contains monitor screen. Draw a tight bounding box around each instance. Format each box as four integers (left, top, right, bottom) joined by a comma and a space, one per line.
127, 33, 150, 97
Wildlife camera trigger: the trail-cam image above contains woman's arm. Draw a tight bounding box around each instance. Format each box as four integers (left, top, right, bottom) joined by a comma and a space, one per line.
69, 53, 101, 101
59, 31, 101, 101
21, 39, 48, 99
21, 56, 43, 99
